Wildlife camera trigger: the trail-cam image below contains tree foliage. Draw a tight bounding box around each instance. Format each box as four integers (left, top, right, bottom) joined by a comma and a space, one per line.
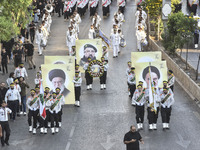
0, 0, 33, 41
162, 12, 197, 53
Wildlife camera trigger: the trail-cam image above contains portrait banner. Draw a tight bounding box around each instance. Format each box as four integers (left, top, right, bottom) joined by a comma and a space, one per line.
131, 51, 162, 67
41, 64, 75, 104
76, 39, 102, 72
134, 61, 168, 88
44, 56, 75, 65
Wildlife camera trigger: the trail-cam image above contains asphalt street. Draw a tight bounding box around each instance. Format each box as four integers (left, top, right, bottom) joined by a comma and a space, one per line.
1, 0, 200, 150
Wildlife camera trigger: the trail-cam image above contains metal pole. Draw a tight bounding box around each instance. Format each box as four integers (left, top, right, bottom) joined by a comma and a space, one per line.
147, 9, 150, 51
196, 54, 200, 80
186, 42, 189, 70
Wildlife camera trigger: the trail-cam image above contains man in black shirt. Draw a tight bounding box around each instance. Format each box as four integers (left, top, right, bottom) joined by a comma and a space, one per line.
124, 125, 144, 150
24, 40, 36, 70
1, 48, 9, 74
29, 21, 36, 43
13, 45, 23, 67
0, 82, 8, 105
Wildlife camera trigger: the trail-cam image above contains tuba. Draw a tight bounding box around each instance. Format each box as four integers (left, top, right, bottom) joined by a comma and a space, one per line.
45, 4, 54, 13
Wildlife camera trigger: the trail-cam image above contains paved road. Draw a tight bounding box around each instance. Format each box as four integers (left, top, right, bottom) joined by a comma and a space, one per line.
1, 1, 200, 150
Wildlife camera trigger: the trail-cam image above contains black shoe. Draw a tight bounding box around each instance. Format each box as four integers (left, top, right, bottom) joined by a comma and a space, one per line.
5, 141, 9, 146
28, 68, 33, 70
33, 65, 36, 69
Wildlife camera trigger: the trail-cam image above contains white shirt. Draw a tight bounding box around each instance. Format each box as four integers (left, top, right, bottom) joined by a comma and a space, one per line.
168, 75, 175, 87
6, 78, 14, 87
160, 91, 175, 108
14, 84, 21, 93
118, 0, 125, 7
110, 32, 120, 45
5, 89, 21, 103
127, 73, 136, 85
132, 89, 147, 106
102, 0, 111, 7
73, 76, 82, 87
136, 30, 146, 41
88, 28, 95, 39
14, 67, 28, 78
47, 98, 62, 113
0, 107, 12, 121
27, 95, 39, 111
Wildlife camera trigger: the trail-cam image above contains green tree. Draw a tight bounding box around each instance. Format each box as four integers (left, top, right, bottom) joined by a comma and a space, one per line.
0, 0, 33, 42
162, 12, 197, 54
141, 0, 163, 40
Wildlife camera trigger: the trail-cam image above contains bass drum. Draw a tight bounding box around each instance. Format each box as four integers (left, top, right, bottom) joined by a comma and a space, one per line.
120, 38, 126, 48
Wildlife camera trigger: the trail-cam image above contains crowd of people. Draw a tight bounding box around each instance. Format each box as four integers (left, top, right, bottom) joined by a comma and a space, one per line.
0, 1, 176, 150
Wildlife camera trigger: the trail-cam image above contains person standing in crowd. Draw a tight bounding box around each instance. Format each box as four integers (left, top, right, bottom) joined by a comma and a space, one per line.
29, 21, 36, 43
44, 87, 52, 134
188, 0, 199, 16
35, 27, 44, 56
1, 47, 9, 75
34, 72, 43, 88
66, 31, 77, 56
118, 0, 126, 14
24, 40, 36, 70
13, 79, 21, 117
146, 82, 161, 130
127, 67, 136, 101
100, 57, 108, 90
47, 92, 62, 134
136, 26, 146, 51
0, 101, 12, 147
160, 88, 175, 130
75, 64, 81, 77
73, 72, 82, 107
2, 38, 14, 60
168, 70, 175, 92
14, 63, 28, 79
55, 0, 62, 17
124, 125, 144, 150
89, 0, 98, 18
88, 25, 96, 39
19, 77, 29, 116
110, 29, 120, 58
102, 0, 111, 18
55, 87, 65, 128
63, 0, 72, 21
13, 44, 23, 68
126, 61, 132, 97
132, 85, 146, 130
84, 57, 93, 90
0, 83, 8, 105
27, 89, 39, 134
6, 72, 14, 87
5, 83, 21, 121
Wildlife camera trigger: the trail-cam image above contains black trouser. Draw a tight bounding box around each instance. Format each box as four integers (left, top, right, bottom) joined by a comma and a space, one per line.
194, 32, 199, 45
100, 71, 107, 84
85, 71, 93, 85
58, 109, 62, 122
14, 57, 22, 67
44, 110, 50, 128
147, 107, 159, 124
102, 6, 109, 16
128, 84, 136, 99
170, 85, 174, 92
135, 105, 145, 123
16, 100, 20, 114
119, 6, 125, 14
7, 100, 18, 120
161, 106, 172, 123
78, 7, 83, 17
1, 62, 8, 73
28, 109, 39, 128
50, 112, 59, 127
0, 121, 10, 146
30, 32, 35, 43
37, 116, 44, 127
191, 4, 197, 16
90, 7, 96, 17
75, 86, 81, 101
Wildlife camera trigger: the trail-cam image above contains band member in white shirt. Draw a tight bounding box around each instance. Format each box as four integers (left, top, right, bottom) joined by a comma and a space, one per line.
73, 72, 82, 107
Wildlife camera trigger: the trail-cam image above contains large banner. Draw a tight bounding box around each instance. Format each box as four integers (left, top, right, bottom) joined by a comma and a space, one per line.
44, 56, 75, 65
134, 61, 168, 88
131, 51, 162, 67
76, 39, 102, 72
41, 64, 75, 104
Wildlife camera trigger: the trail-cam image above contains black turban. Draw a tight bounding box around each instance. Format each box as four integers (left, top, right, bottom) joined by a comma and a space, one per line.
84, 44, 97, 52
49, 69, 66, 81
142, 66, 160, 80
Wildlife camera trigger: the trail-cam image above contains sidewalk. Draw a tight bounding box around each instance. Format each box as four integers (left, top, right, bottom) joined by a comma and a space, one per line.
176, 49, 200, 74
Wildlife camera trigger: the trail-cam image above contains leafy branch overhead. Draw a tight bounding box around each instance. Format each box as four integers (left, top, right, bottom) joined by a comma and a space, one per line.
0, 0, 33, 41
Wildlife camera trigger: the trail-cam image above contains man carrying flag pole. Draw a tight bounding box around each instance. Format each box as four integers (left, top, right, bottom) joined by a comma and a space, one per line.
39, 82, 46, 134
146, 63, 161, 130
